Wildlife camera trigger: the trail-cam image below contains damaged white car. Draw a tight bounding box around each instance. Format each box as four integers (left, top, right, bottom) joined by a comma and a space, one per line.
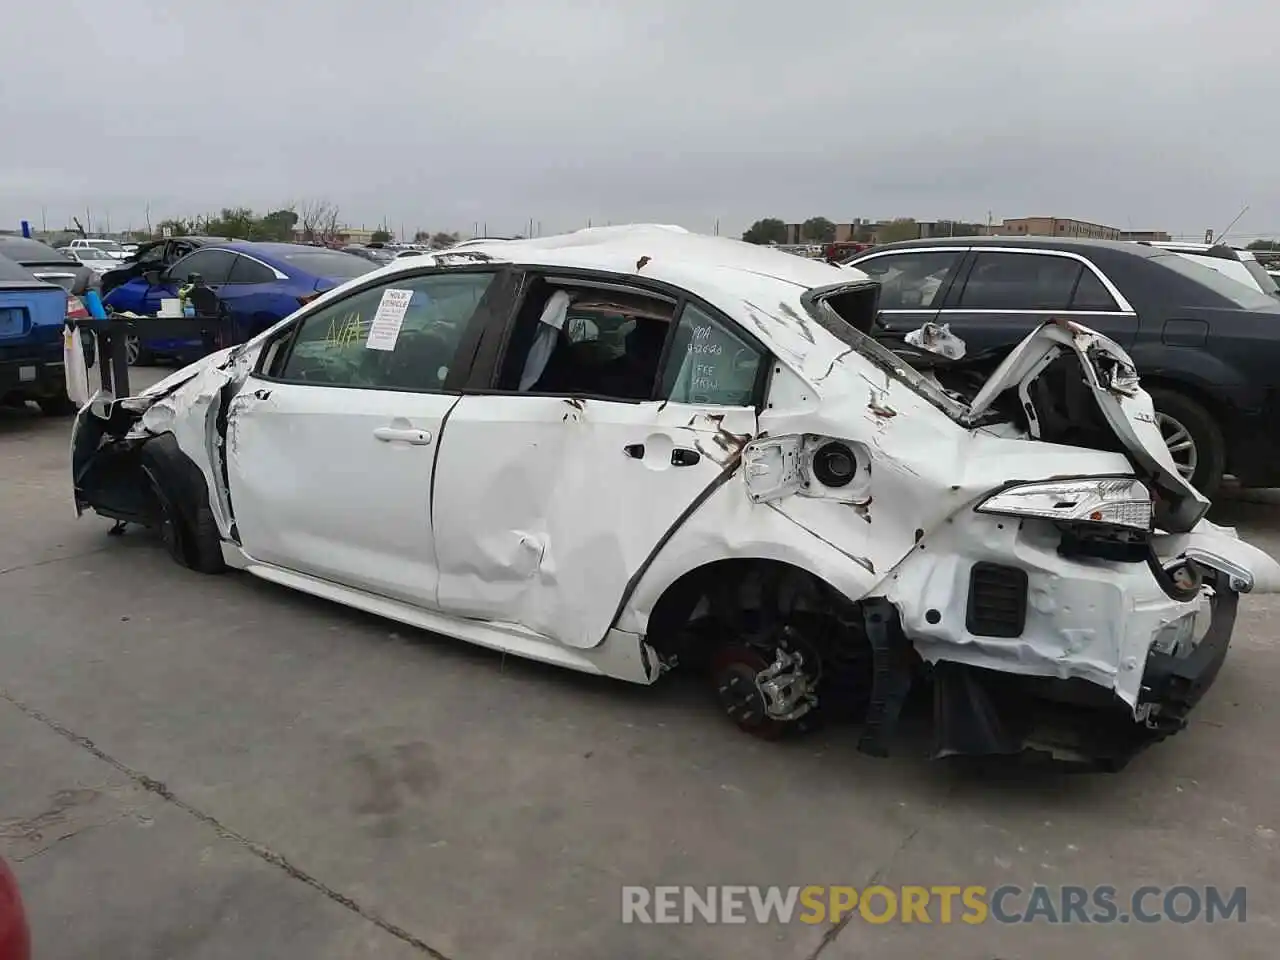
71, 225, 1280, 769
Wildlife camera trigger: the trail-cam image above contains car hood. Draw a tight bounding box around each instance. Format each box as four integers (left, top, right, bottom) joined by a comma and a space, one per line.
964, 318, 1209, 532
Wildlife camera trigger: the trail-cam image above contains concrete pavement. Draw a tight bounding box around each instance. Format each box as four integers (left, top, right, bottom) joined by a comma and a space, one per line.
1, 368, 1277, 958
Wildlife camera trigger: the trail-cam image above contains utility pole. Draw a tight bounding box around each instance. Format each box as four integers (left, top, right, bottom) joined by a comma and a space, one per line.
40, 206, 47, 233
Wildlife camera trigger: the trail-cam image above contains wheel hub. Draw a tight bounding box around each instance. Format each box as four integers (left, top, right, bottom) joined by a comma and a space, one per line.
1156, 411, 1198, 481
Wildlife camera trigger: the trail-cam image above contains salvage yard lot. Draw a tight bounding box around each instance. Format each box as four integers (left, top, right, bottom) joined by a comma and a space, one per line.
2, 369, 1278, 959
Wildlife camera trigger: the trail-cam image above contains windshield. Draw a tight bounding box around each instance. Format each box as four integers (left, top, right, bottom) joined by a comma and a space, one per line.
76, 248, 114, 260
279, 251, 378, 279
1152, 253, 1280, 310
85, 240, 124, 252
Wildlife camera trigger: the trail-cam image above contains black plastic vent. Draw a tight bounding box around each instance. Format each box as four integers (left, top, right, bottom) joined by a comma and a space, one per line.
965, 563, 1029, 638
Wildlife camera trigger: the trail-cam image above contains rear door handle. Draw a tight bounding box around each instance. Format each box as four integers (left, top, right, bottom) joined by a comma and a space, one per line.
623, 443, 645, 459
373, 426, 432, 445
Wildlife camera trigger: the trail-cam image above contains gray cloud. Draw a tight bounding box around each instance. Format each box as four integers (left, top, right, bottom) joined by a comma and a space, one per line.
2, 0, 1278, 239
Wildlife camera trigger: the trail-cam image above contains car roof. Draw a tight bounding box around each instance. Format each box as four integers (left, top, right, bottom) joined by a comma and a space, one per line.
364, 225, 865, 384
0, 235, 80, 264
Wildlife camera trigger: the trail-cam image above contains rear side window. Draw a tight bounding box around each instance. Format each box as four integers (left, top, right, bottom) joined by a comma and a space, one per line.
658, 303, 765, 406
958, 252, 1082, 310
228, 256, 277, 284
166, 249, 237, 284
1069, 270, 1120, 311
853, 250, 962, 310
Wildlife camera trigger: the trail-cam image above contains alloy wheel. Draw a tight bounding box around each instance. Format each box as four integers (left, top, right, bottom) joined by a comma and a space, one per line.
1156, 411, 1198, 481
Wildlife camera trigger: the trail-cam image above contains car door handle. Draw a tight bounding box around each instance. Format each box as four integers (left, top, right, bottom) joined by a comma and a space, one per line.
671, 448, 700, 467
252, 388, 271, 400
623, 443, 645, 459
373, 426, 432, 445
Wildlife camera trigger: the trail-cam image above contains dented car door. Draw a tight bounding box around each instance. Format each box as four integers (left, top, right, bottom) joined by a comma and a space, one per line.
431, 294, 767, 649
224, 270, 503, 606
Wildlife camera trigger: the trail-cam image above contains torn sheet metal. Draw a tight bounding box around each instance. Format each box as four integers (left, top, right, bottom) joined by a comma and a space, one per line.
904, 322, 966, 360
135, 346, 256, 539
430, 395, 756, 649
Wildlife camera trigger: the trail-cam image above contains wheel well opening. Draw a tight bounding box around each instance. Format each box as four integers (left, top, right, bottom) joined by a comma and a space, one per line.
645, 559, 862, 665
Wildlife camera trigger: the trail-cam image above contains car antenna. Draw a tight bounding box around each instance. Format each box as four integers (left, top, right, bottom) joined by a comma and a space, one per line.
1214, 204, 1249, 246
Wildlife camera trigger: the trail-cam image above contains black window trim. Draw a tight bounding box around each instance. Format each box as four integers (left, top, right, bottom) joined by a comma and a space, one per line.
460, 266, 773, 411
251, 262, 512, 397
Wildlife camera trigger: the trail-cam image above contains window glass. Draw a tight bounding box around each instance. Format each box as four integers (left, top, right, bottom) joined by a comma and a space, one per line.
227, 256, 277, 284
1151, 254, 1280, 310
165, 249, 237, 284
278, 271, 495, 391
659, 303, 765, 406
1069, 269, 1119, 310
958, 252, 1082, 310
507, 287, 675, 400
853, 251, 961, 310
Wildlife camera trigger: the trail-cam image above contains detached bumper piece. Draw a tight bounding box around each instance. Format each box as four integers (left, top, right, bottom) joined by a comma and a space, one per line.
931, 588, 1238, 771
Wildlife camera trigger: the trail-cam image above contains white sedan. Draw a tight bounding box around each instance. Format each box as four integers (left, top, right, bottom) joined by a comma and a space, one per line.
70, 225, 1280, 768
62, 246, 119, 275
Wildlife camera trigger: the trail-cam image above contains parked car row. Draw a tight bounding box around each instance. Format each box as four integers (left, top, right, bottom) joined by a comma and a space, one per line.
101, 241, 377, 365
842, 236, 1280, 495
70, 225, 1280, 770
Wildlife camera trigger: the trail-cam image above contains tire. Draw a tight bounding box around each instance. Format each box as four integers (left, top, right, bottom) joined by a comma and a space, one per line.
140, 444, 226, 574
126, 335, 151, 366
36, 393, 78, 417
1146, 387, 1226, 496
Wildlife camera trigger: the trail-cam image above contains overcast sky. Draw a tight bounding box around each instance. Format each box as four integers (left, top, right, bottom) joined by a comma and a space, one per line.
3, 0, 1278, 240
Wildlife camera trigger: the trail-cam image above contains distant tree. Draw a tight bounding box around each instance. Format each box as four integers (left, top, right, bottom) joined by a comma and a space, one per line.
300, 199, 340, 243
1247, 239, 1280, 251
800, 217, 836, 243
370, 229, 393, 244
742, 218, 787, 244
875, 218, 921, 243
156, 218, 190, 238
206, 207, 257, 239
413, 230, 431, 242
430, 231, 460, 248
256, 208, 299, 242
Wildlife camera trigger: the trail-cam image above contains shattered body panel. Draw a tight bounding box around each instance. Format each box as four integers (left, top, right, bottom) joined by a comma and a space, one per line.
69, 224, 1280, 767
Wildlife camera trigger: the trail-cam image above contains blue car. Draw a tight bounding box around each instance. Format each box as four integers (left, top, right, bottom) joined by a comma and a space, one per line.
0, 254, 73, 414
102, 242, 377, 365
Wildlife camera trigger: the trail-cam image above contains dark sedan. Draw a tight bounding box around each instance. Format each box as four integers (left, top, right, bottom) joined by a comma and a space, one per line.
100, 235, 228, 296
0, 235, 97, 297
845, 237, 1280, 494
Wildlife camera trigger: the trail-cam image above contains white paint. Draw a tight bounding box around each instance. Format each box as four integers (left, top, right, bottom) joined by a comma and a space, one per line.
73, 225, 1280, 725
431, 395, 755, 649
225, 375, 457, 609
364, 288, 412, 351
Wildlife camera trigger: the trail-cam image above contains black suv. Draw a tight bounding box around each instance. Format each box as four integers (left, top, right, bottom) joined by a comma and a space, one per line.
845, 237, 1280, 495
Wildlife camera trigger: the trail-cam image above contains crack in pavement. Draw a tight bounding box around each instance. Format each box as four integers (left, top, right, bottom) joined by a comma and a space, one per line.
803, 824, 923, 960
0, 546, 113, 578
14, 813, 130, 863
0, 689, 455, 960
